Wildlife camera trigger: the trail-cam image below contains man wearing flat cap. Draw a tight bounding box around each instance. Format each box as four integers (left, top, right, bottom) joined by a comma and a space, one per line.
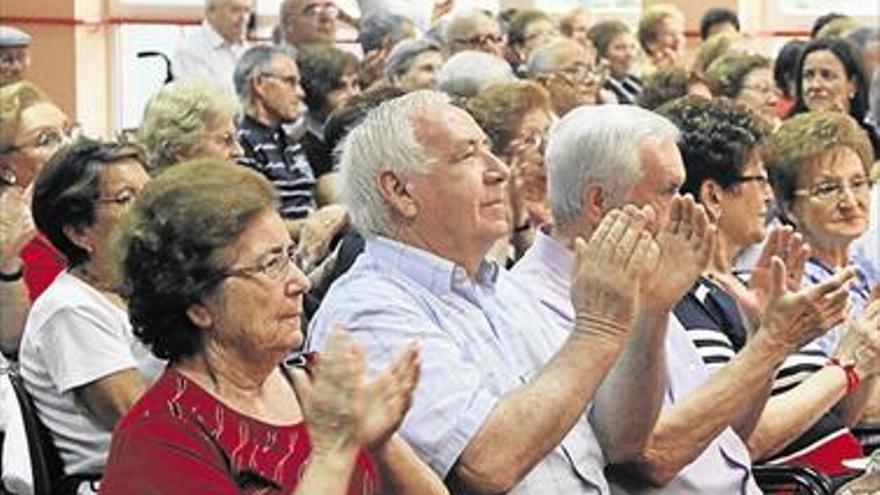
0, 26, 31, 87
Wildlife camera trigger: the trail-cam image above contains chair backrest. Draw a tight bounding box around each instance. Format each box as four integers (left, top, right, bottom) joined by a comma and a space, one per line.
5, 368, 65, 495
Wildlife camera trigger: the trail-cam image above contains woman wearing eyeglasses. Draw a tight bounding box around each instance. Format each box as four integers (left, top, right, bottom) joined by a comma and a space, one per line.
100, 159, 447, 495
705, 52, 781, 129
659, 97, 880, 482
18, 139, 163, 493
0, 81, 76, 357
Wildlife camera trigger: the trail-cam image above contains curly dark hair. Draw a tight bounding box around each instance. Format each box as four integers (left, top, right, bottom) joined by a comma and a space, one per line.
32, 138, 146, 268
296, 44, 359, 119
657, 95, 770, 199
115, 159, 278, 362
638, 66, 696, 110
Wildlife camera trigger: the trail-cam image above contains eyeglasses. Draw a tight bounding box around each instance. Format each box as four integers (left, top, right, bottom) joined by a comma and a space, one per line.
5, 124, 82, 154
297, 2, 339, 18
510, 130, 545, 152
453, 33, 505, 47
555, 63, 602, 83
0, 49, 28, 65
733, 174, 770, 187
261, 72, 301, 88
223, 245, 298, 281
524, 28, 560, 44
95, 187, 140, 207
793, 177, 873, 202
740, 83, 780, 96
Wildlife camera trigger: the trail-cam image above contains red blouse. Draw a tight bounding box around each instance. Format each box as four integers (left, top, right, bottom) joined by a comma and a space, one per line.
100, 368, 380, 495
20, 234, 65, 301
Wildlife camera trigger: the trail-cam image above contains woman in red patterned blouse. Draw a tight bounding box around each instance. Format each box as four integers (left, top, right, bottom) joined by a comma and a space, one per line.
100, 159, 447, 495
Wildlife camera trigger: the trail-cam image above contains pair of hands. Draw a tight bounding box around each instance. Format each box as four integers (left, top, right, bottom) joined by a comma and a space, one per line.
835, 300, 880, 380
570, 195, 715, 339
295, 205, 349, 274
0, 185, 37, 268
302, 329, 420, 456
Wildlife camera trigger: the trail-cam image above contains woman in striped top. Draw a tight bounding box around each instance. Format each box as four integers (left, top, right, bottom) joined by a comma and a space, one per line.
659, 97, 880, 480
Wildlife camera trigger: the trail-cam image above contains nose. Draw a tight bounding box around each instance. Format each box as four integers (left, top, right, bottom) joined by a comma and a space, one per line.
228, 139, 244, 160
483, 149, 509, 184
284, 262, 311, 295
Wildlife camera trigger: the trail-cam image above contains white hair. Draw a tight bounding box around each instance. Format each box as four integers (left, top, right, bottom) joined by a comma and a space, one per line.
339, 90, 448, 237
546, 104, 680, 225
438, 50, 515, 98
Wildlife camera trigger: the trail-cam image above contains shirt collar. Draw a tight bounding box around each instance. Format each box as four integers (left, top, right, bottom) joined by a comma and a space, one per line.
365, 236, 500, 295
529, 224, 574, 282
202, 20, 245, 51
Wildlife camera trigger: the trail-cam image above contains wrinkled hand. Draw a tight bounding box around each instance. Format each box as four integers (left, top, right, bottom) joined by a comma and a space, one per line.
570, 206, 660, 339
302, 328, 421, 455
835, 300, 880, 379
359, 341, 420, 449
296, 205, 348, 273
359, 42, 391, 88
759, 259, 855, 354
738, 226, 810, 322
640, 195, 716, 312
302, 328, 366, 455
0, 185, 37, 264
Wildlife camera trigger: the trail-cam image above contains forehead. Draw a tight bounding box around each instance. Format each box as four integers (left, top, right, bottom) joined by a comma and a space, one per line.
637, 137, 685, 182
804, 49, 845, 69
744, 67, 772, 81
800, 147, 867, 183
18, 102, 66, 133
412, 50, 443, 65
230, 209, 290, 260
526, 18, 556, 34
268, 54, 299, 74
214, 0, 250, 9
410, 104, 484, 156
550, 44, 589, 68
100, 158, 149, 188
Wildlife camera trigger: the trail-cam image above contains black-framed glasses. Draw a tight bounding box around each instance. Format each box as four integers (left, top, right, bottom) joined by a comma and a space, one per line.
555, 63, 602, 83
223, 245, 298, 281
793, 177, 873, 202
733, 174, 770, 187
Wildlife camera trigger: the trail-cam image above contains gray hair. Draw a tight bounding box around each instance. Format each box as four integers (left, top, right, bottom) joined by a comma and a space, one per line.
384, 38, 442, 81
443, 8, 495, 44
546, 104, 680, 225
359, 13, 413, 54
233, 44, 298, 103
138, 78, 239, 172
526, 38, 583, 78
339, 90, 447, 237
438, 50, 515, 98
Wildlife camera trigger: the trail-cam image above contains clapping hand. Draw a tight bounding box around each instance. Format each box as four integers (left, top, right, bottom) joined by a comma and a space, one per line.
759, 258, 855, 354
570, 205, 660, 340
640, 194, 716, 312
0, 184, 37, 267
303, 328, 420, 456
835, 300, 880, 380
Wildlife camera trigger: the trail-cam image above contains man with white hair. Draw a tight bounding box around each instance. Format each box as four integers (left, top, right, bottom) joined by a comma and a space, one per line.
513, 104, 854, 493
437, 50, 515, 99
308, 90, 686, 493
172, 0, 251, 93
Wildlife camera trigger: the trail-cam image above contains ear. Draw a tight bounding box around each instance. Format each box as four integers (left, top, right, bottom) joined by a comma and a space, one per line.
376, 170, 418, 219
580, 182, 607, 226
250, 74, 269, 101
62, 224, 94, 254
186, 301, 215, 331
698, 180, 724, 221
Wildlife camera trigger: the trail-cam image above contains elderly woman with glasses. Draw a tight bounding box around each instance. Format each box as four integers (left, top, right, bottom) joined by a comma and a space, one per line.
17, 139, 162, 492
0, 81, 77, 356
659, 96, 880, 480
705, 52, 781, 128
467, 79, 553, 261
100, 159, 447, 495
137, 78, 243, 174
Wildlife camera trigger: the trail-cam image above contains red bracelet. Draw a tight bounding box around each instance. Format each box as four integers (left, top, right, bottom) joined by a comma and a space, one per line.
826, 357, 861, 394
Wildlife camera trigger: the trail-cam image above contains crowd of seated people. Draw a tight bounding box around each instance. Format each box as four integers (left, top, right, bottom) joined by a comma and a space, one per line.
0, 1, 879, 494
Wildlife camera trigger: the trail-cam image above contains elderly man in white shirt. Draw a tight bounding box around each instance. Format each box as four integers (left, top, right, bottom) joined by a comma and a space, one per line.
172, 0, 251, 93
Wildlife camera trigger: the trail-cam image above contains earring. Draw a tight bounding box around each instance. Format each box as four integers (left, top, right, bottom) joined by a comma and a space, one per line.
0, 168, 17, 186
